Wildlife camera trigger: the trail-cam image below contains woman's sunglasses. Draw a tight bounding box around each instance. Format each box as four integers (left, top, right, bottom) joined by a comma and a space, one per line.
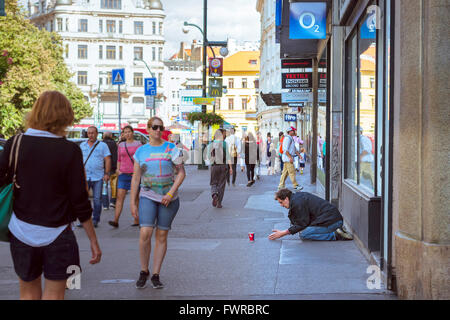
151, 125, 164, 131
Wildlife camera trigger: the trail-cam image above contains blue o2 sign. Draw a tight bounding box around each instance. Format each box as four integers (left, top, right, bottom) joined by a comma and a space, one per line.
289, 2, 327, 40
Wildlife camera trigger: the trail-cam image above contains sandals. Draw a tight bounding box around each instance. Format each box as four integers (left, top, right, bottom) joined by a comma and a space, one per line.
108, 221, 119, 228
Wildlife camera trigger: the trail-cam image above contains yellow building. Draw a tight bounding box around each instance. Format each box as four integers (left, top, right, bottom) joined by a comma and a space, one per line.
207, 51, 260, 138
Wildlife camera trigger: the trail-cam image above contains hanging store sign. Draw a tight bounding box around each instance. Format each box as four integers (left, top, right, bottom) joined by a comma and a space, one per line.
284, 114, 297, 122
208, 78, 223, 97
193, 97, 215, 105
319, 59, 327, 89
282, 91, 312, 104
281, 58, 313, 90
289, 2, 327, 40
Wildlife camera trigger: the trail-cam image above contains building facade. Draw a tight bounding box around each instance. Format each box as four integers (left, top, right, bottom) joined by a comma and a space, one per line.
28, 0, 166, 130
263, 0, 449, 299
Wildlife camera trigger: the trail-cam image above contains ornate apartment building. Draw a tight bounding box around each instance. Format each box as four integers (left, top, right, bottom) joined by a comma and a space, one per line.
28, 0, 166, 130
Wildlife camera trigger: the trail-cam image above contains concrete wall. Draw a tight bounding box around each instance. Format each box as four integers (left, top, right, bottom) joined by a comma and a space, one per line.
393, 0, 450, 299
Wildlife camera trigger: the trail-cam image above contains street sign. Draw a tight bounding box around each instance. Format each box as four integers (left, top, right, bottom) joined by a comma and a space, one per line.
284, 114, 297, 122
289, 2, 327, 40
112, 69, 125, 85
0, 0, 5, 16
209, 57, 223, 77
193, 98, 215, 105
145, 78, 157, 96
208, 78, 223, 97
146, 96, 155, 109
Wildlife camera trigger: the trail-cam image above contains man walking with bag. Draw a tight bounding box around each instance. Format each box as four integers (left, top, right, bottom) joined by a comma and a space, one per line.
278, 127, 303, 191
79, 126, 111, 227
102, 131, 118, 210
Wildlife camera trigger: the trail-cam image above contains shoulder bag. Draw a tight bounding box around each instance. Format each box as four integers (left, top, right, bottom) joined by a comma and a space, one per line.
83, 141, 100, 167
0, 134, 23, 242
124, 142, 135, 165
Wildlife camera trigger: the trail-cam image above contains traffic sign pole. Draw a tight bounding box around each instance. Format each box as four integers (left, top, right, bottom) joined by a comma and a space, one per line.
118, 84, 121, 131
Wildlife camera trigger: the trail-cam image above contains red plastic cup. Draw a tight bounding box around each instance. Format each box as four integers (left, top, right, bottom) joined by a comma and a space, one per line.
248, 232, 255, 242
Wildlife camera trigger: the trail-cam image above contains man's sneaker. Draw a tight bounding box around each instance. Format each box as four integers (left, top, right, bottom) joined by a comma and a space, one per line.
294, 186, 304, 191
93, 221, 98, 228
335, 228, 353, 241
136, 270, 150, 289
110, 203, 116, 208
151, 274, 164, 289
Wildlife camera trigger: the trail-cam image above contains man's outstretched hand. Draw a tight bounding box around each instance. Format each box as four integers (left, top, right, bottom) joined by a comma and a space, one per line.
268, 229, 290, 240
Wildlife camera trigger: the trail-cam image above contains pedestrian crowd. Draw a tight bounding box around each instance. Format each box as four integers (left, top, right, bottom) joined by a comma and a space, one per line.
0, 90, 352, 300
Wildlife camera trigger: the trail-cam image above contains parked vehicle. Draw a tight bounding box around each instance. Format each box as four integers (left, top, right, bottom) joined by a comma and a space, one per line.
67, 128, 149, 145
0, 138, 6, 158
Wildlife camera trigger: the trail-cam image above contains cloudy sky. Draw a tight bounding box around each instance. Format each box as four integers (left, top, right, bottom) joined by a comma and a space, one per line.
161, 0, 261, 58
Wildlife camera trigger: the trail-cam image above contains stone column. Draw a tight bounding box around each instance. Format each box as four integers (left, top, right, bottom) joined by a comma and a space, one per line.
393, 0, 450, 299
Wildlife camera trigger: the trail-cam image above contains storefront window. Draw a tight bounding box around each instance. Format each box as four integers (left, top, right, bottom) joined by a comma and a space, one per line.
346, 11, 377, 193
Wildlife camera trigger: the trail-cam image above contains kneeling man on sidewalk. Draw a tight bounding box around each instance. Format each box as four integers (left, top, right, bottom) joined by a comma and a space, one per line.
269, 189, 353, 241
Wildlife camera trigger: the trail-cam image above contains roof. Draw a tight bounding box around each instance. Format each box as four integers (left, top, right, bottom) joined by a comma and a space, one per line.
223, 51, 260, 73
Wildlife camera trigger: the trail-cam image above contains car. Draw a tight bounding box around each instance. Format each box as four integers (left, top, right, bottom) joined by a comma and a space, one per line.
0, 138, 6, 158
67, 128, 149, 145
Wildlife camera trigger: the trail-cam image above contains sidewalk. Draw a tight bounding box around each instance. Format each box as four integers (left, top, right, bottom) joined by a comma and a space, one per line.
0, 163, 396, 300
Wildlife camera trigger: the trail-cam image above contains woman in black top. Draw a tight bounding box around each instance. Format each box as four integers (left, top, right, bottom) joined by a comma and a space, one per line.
244, 132, 259, 187
0, 91, 102, 300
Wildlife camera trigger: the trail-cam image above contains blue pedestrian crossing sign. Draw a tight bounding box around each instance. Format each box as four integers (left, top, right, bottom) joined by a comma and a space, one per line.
145, 78, 157, 96
112, 69, 125, 85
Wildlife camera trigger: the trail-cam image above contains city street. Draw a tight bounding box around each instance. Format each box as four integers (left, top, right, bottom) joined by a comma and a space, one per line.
0, 165, 395, 300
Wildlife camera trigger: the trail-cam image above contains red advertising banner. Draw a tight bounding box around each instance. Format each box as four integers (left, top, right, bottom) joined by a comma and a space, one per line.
209, 57, 223, 77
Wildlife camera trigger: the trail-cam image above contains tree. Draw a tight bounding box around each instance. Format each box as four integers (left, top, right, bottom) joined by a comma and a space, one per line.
0, 0, 92, 137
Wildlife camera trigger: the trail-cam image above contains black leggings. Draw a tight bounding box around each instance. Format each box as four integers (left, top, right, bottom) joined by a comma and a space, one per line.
246, 164, 255, 182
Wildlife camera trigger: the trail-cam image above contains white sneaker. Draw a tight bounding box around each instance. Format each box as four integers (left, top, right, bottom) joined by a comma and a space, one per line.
294, 186, 304, 191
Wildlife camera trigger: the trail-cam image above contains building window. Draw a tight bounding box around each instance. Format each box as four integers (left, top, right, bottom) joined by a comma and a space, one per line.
215, 98, 221, 110
134, 21, 143, 35
228, 98, 234, 110
159, 22, 163, 34
242, 78, 248, 88
152, 47, 156, 61
158, 73, 162, 87
99, 20, 103, 33
101, 0, 121, 9
158, 47, 163, 61
57, 18, 63, 31
77, 71, 87, 85
345, 12, 377, 193
106, 72, 112, 85
106, 46, 116, 59
78, 19, 87, 32
228, 78, 234, 89
78, 45, 87, 59
133, 73, 143, 87
152, 22, 156, 34
65, 18, 69, 31
132, 97, 145, 115
242, 98, 248, 110
119, 20, 123, 33
99, 45, 103, 59
119, 46, 123, 60
134, 47, 143, 60
254, 79, 259, 89
65, 44, 69, 58
106, 20, 116, 33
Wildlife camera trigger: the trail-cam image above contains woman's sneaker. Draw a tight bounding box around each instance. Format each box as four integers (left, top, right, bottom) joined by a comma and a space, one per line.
136, 270, 150, 289
151, 274, 164, 289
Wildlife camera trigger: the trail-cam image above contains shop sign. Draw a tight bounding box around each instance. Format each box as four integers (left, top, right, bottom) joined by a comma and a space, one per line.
289, 2, 327, 40
208, 57, 223, 77
281, 59, 313, 90
193, 97, 215, 105
284, 114, 297, 122
282, 91, 312, 103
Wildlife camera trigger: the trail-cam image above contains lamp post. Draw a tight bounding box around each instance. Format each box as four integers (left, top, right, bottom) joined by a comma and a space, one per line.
96, 71, 108, 129
134, 58, 157, 118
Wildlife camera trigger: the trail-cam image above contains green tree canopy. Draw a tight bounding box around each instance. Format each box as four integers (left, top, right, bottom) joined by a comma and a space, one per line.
0, 0, 92, 138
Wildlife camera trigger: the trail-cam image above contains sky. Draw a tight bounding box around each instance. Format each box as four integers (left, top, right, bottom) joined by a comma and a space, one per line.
162, 0, 261, 58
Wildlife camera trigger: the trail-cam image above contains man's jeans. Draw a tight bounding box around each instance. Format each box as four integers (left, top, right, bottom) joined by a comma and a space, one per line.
88, 179, 103, 223
300, 220, 343, 241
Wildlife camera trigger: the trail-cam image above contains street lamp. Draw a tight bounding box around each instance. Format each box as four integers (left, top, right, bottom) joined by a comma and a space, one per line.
134, 58, 157, 117
96, 71, 108, 128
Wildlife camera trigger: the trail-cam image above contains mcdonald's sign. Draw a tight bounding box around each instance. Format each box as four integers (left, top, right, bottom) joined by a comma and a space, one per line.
208, 78, 223, 97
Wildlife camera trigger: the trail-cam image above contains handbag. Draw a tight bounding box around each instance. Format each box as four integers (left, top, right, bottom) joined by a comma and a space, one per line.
0, 134, 23, 242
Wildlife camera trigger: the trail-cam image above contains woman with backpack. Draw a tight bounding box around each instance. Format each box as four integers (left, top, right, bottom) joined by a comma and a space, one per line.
108, 126, 142, 228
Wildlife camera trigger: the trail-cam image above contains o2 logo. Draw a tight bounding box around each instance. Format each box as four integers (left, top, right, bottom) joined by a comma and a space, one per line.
289, 2, 327, 40
361, 5, 381, 39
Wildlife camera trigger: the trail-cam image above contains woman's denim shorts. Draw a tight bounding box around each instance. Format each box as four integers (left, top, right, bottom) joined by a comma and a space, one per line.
139, 197, 180, 230
117, 173, 133, 190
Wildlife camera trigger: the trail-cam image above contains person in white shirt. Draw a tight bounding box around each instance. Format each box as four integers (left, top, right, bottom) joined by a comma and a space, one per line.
225, 128, 241, 186
278, 127, 304, 191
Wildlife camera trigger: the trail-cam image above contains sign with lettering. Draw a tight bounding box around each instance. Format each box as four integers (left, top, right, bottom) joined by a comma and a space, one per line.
284, 114, 297, 122
208, 57, 223, 77
281, 59, 313, 89
289, 2, 327, 40
208, 78, 223, 97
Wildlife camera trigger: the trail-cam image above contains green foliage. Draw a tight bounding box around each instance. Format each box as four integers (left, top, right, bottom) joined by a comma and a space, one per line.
187, 112, 224, 127
0, 0, 92, 138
